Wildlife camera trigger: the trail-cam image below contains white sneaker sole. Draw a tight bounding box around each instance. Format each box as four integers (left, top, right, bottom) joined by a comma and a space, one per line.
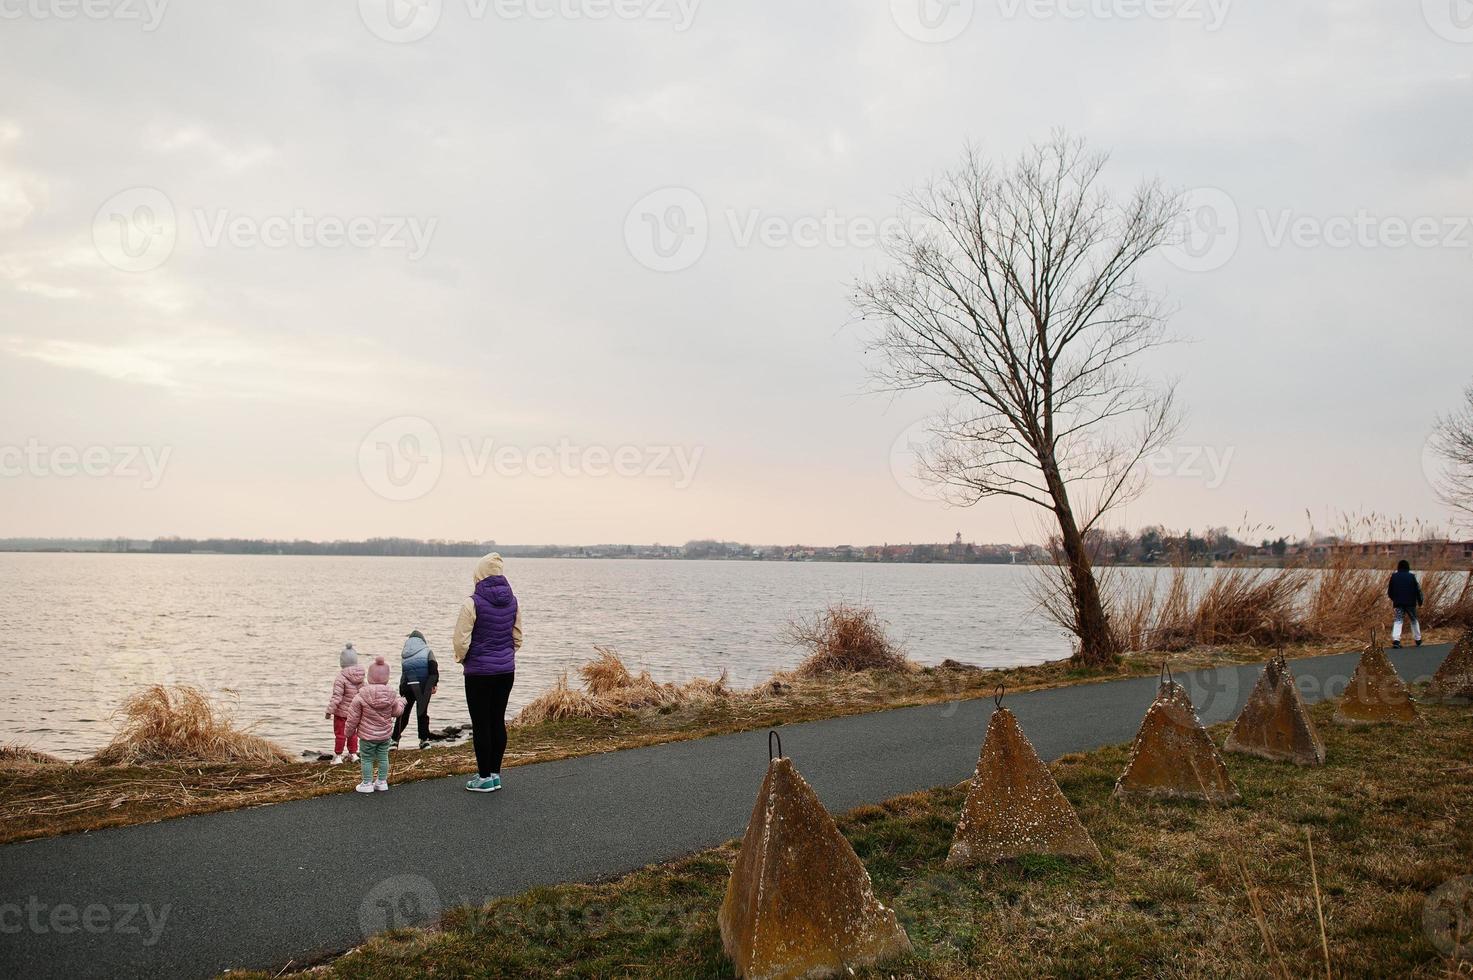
465, 783, 500, 793
354, 785, 375, 794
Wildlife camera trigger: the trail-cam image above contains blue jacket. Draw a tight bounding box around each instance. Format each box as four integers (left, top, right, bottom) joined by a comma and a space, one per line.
400, 634, 438, 686
1387, 570, 1423, 609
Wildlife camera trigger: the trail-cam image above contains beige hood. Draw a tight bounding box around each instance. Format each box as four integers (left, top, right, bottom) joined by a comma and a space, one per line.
474, 552, 504, 583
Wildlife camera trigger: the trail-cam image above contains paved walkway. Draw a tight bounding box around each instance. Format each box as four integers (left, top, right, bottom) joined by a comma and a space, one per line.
0, 644, 1452, 979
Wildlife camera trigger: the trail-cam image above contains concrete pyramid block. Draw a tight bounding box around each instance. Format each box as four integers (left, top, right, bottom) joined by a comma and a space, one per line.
1224, 654, 1326, 766
947, 705, 1101, 866
1114, 677, 1240, 803
719, 750, 911, 980
1337, 641, 1419, 725
1426, 629, 1473, 703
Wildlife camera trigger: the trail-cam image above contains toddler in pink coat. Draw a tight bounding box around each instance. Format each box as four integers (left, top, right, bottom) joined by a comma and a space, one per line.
344, 656, 406, 793
325, 643, 366, 764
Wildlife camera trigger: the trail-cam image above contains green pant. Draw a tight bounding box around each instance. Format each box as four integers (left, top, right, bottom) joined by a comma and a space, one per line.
360, 739, 391, 784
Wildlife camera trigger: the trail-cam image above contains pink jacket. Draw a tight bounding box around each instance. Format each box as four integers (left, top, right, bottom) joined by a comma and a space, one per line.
327, 665, 367, 718
343, 683, 406, 742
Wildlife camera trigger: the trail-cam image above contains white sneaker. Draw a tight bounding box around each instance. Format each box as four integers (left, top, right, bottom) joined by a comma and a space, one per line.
354, 782, 375, 794
374, 779, 389, 792
330, 754, 344, 765
349, 753, 360, 763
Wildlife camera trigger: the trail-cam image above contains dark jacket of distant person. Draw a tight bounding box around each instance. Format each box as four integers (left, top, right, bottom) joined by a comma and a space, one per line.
1387, 562, 1423, 610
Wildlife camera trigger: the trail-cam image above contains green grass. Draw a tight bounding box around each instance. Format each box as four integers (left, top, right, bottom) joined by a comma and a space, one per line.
248, 694, 1473, 978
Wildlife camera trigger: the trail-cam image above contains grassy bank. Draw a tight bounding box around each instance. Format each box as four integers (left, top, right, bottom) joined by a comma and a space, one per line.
243, 693, 1473, 979
0, 628, 1460, 847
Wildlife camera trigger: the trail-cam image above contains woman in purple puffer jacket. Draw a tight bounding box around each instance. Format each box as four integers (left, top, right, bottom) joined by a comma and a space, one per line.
453, 552, 522, 793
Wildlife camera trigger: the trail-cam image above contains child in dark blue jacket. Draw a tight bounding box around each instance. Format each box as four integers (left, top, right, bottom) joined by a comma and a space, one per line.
392, 630, 440, 749
1387, 560, 1424, 648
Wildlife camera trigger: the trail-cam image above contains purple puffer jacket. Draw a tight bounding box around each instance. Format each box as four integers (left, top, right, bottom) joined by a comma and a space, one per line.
464, 575, 518, 676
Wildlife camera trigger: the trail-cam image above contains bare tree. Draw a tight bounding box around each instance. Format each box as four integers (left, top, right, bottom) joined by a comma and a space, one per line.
855, 134, 1181, 666
1431, 383, 1473, 526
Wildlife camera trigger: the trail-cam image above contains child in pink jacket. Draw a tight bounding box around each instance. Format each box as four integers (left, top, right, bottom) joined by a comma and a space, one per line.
344, 655, 406, 793
325, 643, 366, 764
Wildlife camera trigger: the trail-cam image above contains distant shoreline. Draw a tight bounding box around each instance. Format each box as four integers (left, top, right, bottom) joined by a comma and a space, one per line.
0, 548, 1339, 571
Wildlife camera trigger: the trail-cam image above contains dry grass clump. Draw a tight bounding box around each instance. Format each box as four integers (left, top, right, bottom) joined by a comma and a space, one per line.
90, 685, 294, 767
1103, 544, 1473, 655
516, 648, 731, 725
1423, 566, 1473, 628
0, 743, 65, 771
1103, 565, 1310, 653
1301, 554, 1383, 638
784, 603, 913, 677
514, 673, 619, 725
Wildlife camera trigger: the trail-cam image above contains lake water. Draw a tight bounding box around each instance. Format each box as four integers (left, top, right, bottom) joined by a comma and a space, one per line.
1, 554, 1078, 759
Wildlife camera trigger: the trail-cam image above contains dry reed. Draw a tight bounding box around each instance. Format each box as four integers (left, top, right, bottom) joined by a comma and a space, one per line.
1098, 543, 1473, 656
516, 648, 730, 725
783, 602, 913, 677
0, 743, 65, 771
90, 685, 294, 766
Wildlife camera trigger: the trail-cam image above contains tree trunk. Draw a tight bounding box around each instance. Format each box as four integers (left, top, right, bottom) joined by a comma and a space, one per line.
1042, 461, 1116, 667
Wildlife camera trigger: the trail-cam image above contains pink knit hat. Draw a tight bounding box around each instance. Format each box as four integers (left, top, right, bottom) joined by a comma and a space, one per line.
367, 655, 391, 684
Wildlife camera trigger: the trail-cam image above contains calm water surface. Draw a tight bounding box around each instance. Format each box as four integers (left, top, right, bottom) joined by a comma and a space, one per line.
2, 554, 1078, 759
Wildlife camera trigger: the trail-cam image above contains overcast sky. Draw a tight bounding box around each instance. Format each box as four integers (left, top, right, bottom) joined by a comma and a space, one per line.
1, 0, 1470, 545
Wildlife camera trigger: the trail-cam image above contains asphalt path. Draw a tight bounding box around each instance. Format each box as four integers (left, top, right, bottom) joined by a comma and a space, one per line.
0, 643, 1451, 978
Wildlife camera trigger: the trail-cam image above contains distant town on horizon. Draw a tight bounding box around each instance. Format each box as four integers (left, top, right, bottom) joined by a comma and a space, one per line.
5, 531, 1471, 566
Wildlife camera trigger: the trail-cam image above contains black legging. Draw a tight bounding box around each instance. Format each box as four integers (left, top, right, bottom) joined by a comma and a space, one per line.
392, 680, 432, 744
465, 673, 515, 777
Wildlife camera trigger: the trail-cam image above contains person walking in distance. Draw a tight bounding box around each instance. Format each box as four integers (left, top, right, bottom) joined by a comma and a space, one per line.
1387, 558, 1424, 649
455, 552, 522, 793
